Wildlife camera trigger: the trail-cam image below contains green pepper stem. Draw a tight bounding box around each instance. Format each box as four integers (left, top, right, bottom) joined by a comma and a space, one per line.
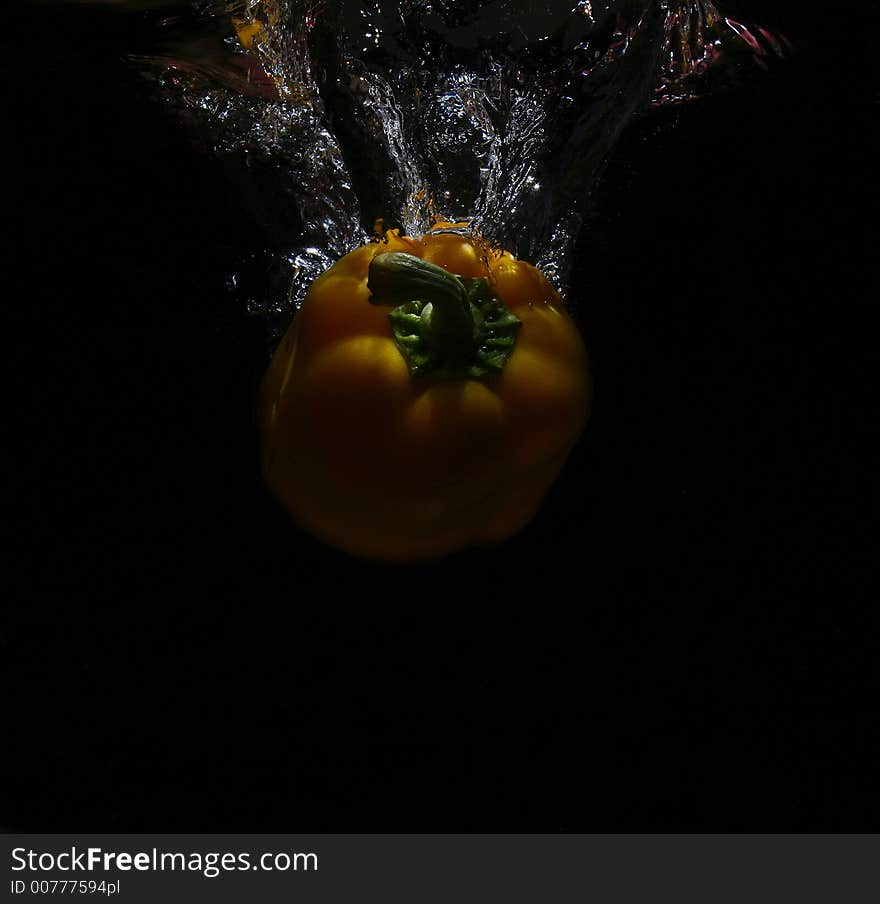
368, 252, 475, 357
368, 251, 522, 379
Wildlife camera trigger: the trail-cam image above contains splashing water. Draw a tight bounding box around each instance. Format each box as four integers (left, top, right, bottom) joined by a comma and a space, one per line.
137, 0, 790, 333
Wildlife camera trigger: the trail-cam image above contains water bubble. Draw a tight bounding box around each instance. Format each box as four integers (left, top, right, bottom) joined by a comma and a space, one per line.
138, 0, 789, 314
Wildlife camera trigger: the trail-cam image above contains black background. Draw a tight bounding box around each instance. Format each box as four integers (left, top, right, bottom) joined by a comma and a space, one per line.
4, 1, 877, 830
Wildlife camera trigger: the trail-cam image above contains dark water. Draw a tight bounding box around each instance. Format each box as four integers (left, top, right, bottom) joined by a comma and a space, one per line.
4, 0, 878, 830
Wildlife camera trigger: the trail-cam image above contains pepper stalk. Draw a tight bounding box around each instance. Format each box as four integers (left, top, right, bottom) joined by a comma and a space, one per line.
367, 251, 522, 379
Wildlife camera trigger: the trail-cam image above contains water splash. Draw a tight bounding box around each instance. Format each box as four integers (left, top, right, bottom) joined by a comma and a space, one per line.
135, 0, 790, 332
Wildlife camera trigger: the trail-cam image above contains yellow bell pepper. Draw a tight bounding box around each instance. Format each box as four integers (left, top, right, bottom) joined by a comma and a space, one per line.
258, 230, 592, 561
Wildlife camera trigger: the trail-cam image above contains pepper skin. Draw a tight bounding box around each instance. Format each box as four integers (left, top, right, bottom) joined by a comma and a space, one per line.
258, 230, 592, 561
